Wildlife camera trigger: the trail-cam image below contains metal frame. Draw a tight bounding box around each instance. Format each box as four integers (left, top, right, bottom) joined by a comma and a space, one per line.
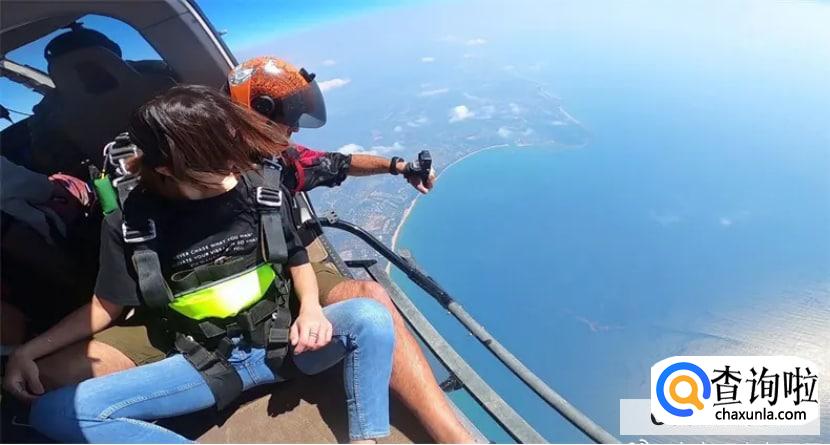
348, 258, 546, 444
0, 58, 54, 94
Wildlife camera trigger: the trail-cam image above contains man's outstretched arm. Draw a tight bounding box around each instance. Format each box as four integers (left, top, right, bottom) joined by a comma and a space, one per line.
347, 154, 402, 176
289, 145, 435, 194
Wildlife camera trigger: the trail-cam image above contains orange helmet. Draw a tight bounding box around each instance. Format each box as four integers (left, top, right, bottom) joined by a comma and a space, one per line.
227, 56, 326, 128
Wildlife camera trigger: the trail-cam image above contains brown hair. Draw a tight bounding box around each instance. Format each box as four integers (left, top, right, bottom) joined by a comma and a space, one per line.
127, 84, 289, 185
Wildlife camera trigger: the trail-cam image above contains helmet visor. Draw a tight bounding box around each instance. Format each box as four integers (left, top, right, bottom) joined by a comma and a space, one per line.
280, 79, 327, 128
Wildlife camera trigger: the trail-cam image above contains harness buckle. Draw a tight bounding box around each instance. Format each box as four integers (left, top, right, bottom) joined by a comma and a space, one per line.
262, 157, 283, 171
112, 173, 140, 192
122, 219, 157, 243
255, 187, 282, 208
106, 135, 139, 173
108, 143, 137, 163
269, 327, 290, 346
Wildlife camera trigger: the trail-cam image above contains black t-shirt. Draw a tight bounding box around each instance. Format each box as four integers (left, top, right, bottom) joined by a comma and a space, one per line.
94, 178, 308, 307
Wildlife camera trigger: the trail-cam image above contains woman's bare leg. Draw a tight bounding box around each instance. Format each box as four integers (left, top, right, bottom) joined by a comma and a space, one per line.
36, 340, 136, 391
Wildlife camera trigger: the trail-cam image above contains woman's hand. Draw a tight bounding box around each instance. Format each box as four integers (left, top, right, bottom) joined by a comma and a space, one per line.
2, 348, 45, 403
290, 303, 333, 354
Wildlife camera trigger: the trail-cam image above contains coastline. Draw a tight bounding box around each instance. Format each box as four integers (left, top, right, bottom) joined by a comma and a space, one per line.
386, 143, 510, 272
386, 140, 586, 273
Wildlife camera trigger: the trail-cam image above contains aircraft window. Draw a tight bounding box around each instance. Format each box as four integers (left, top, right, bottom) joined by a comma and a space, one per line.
5, 14, 162, 73
0, 79, 38, 122
1, 15, 167, 131
0, 14, 177, 176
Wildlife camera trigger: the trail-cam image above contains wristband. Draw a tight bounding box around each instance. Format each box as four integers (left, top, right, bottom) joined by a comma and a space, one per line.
389, 157, 403, 175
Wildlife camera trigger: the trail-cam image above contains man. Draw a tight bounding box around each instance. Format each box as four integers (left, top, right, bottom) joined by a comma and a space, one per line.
229, 57, 475, 443
1, 157, 95, 347
18, 58, 474, 443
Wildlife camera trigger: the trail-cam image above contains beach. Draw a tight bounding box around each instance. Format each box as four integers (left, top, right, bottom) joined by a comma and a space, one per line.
386, 143, 515, 275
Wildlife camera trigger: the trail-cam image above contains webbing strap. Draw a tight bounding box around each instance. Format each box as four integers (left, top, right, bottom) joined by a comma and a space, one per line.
240, 298, 278, 345
175, 334, 216, 370
113, 174, 139, 208
131, 245, 174, 308
172, 296, 282, 346
174, 334, 242, 411
261, 212, 288, 264
266, 306, 294, 377
169, 253, 257, 294
245, 160, 288, 264
121, 203, 172, 309
196, 320, 227, 341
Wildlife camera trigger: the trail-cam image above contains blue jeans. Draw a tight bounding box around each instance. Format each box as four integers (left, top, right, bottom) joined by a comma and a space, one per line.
31, 298, 394, 443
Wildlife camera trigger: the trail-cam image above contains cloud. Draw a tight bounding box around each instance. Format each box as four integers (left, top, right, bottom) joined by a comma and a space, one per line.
337, 143, 369, 155
418, 87, 450, 97
466, 37, 487, 46
393, 125, 403, 132
650, 211, 682, 226
463, 92, 486, 102
497, 127, 512, 138
321, 59, 336, 66
479, 105, 496, 119
574, 315, 622, 333
337, 142, 403, 156
449, 105, 474, 123
557, 106, 582, 125
370, 142, 405, 155
420, 56, 435, 63
318, 78, 350, 92
509, 103, 522, 115
406, 116, 429, 127
718, 211, 749, 227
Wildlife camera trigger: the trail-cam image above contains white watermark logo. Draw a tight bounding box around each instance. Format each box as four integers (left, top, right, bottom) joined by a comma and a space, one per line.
619, 355, 821, 436
651, 356, 819, 427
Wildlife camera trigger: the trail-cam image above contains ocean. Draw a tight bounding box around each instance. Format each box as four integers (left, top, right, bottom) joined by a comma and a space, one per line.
391, 6, 830, 439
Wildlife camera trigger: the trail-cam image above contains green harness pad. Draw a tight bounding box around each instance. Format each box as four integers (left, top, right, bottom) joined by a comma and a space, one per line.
168, 263, 277, 320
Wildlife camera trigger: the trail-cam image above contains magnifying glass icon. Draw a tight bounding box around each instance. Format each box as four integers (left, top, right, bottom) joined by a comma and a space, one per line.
669, 375, 704, 410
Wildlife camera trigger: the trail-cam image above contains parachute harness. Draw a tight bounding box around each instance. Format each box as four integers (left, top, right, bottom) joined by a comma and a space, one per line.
107, 135, 295, 409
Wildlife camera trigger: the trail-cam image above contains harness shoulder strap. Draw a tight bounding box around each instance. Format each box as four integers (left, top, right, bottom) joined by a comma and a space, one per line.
121, 195, 174, 308
243, 159, 288, 264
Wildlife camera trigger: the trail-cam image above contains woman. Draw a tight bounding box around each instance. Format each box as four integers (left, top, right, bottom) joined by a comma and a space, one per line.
2, 85, 394, 444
